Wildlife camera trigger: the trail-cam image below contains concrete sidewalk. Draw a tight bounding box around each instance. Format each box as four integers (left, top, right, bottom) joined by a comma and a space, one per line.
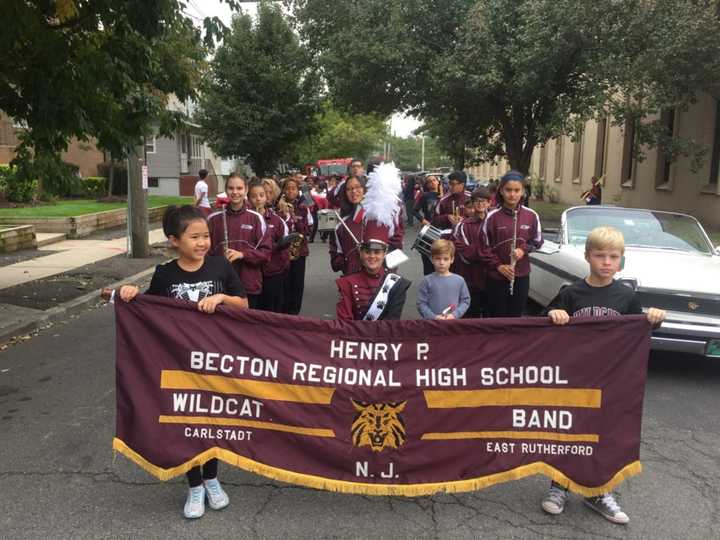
0, 228, 165, 290
0, 228, 165, 345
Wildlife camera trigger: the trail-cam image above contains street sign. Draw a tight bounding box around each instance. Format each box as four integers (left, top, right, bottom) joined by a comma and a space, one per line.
141, 165, 149, 190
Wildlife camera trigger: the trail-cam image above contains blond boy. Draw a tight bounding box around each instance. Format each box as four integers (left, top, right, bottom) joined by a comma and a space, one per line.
541, 226, 665, 524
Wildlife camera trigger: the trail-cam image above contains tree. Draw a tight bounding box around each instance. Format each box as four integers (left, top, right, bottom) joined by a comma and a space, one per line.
386, 135, 452, 172
293, 101, 387, 166
0, 1, 207, 159
0, 0, 212, 255
198, 2, 321, 176
291, 0, 720, 173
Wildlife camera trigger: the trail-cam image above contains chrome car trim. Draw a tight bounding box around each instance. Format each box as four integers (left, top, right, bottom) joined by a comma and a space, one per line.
650, 336, 709, 356
529, 257, 582, 283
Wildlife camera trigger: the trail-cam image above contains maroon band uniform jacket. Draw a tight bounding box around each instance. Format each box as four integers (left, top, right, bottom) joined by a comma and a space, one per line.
480, 205, 543, 281
336, 268, 411, 321
208, 207, 272, 295
452, 216, 487, 293
263, 208, 290, 277
431, 191, 472, 228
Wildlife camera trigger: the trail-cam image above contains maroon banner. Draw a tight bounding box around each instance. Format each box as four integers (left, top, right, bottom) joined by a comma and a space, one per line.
113, 295, 651, 496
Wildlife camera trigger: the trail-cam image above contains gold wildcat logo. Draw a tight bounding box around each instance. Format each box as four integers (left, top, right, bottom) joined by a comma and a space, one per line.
351, 400, 407, 452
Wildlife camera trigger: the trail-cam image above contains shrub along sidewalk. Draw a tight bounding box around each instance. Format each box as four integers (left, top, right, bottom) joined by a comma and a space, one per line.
0, 196, 193, 218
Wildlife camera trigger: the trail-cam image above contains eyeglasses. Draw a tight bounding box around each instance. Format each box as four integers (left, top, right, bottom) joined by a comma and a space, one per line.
346, 186, 364, 193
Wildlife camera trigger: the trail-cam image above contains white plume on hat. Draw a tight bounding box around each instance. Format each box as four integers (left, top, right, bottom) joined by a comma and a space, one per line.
363, 161, 401, 235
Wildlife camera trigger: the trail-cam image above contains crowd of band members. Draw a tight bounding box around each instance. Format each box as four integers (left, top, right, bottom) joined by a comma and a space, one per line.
204, 159, 542, 322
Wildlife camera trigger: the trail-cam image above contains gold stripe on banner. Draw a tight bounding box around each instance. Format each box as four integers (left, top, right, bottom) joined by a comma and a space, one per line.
112, 437, 641, 497
424, 388, 602, 409
160, 370, 334, 404
421, 431, 599, 443
158, 415, 335, 438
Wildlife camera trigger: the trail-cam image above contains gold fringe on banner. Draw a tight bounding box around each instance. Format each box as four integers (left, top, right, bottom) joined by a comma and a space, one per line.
112, 438, 641, 498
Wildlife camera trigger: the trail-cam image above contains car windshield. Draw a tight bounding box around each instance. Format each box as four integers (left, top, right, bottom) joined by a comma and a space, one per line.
565, 208, 713, 254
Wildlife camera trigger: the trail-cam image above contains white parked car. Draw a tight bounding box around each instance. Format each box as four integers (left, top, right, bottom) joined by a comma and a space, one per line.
529, 206, 720, 358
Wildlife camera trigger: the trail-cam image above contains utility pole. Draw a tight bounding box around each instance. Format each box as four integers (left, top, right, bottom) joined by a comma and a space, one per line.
421, 135, 425, 171
127, 144, 150, 258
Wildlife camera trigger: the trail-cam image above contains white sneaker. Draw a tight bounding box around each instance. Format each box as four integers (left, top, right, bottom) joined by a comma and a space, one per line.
584, 493, 630, 524
183, 485, 206, 519
541, 484, 569, 515
204, 478, 230, 510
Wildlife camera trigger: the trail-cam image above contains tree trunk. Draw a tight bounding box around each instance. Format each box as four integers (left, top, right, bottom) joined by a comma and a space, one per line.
452, 144, 466, 171
107, 160, 115, 198
127, 145, 150, 258
504, 134, 535, 176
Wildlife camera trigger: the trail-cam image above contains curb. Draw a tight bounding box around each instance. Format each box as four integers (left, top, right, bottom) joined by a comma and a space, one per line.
0, 265, 157, 346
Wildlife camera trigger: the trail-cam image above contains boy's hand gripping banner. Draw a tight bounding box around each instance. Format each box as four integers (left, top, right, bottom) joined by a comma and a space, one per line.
113, 296, 651, 497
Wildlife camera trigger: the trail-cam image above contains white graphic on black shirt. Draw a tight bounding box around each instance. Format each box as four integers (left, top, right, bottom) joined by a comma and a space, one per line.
572, 306, 621, 317
170, 281, 214, 302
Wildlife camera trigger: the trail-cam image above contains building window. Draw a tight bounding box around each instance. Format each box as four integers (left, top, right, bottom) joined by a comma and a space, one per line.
148, 177, 159, 188
145, 136, 156, 154
554, 137, 563, 182
594, 118, 607, 178
655, 108, 676, 190
621, 116, 637, 188
191, 135, 203, 159
572, 134, 583, 183
705, 99, 720, 194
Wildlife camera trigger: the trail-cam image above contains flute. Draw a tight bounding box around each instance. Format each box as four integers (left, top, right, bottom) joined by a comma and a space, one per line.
222, 208, 229, 252
509, 209, 518, 296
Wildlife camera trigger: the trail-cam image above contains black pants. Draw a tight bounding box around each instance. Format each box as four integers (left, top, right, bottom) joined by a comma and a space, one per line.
186, 459, 218, 487
283, 256, 306, 315
421, 254, 434, 276
404, 199, 415, 226
247, 294, 261, 309
259, 273, 285, 312
310, 211, 318, 242
485, 275, 530, 318
463, 290, 486, 319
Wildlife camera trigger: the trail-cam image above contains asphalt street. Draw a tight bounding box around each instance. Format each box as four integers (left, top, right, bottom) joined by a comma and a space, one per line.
1, 228, 719, 539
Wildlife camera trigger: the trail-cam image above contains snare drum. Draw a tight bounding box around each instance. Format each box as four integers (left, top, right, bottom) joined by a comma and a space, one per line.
412, 224, 446, 258
317, 209, 340, 232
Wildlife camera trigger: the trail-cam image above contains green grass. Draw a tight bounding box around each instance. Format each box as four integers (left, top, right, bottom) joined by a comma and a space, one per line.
0, 196, 193, 218
530, 199, 572, 223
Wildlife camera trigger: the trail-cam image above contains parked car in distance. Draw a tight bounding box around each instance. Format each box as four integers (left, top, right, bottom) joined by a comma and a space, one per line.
529, 206, 720, 358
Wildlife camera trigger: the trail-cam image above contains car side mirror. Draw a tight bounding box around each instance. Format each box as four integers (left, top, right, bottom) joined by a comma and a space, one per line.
716, 245, 720, 255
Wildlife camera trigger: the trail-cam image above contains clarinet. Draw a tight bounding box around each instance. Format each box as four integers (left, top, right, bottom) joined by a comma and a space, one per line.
509, 209, 518, 296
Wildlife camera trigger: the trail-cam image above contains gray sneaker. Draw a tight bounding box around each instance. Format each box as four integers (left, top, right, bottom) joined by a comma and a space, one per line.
541, 484, 569, 515
584, 493, 629, 524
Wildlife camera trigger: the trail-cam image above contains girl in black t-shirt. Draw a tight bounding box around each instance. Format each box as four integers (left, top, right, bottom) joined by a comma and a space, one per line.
117, 205, 248, 520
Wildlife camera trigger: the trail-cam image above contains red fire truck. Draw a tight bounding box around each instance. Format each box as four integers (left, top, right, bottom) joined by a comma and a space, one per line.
304, 158, 353, 178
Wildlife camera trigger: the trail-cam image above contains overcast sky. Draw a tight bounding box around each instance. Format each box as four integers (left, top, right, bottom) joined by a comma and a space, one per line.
183, 0, 422, 138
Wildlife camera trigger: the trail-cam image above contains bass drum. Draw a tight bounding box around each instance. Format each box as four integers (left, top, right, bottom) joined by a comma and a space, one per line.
412, 224, 446, 258
317, 209, 340, 232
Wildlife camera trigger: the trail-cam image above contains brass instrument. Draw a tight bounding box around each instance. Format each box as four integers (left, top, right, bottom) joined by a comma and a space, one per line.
452, 201, 461, 221
288, 233, 304, 261
509, 209, 518, 296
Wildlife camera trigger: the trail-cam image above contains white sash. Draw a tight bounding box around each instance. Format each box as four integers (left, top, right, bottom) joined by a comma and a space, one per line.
363, 273, 401, 321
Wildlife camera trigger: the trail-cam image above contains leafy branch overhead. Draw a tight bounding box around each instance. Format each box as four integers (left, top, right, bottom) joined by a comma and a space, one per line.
198, 2, 321, 176
290, 0, 720, 173
3, 2, 219, 156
